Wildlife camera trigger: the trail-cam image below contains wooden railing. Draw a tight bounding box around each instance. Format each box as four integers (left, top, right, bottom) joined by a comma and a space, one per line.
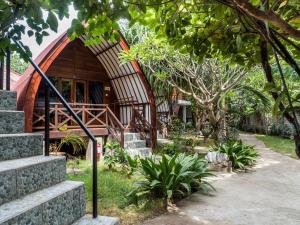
33, 102, 125, 146
130, 105, 153, 147
106, 107, 125, 147
33, 101, 154, 148
109, 96, 148, 127
33, 103, 109, 130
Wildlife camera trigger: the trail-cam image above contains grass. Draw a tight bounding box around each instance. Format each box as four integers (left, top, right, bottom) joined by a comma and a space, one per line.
255, 134, 297, 158
171, 134, 214, 147
67, 160, 164, 225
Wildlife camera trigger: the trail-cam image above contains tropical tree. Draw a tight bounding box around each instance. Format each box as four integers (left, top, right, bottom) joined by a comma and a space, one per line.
122, 37, 248, 142
126, 0, 300, 157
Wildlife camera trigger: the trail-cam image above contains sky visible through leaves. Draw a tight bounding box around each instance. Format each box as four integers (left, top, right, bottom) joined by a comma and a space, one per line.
21, 6, 76, 58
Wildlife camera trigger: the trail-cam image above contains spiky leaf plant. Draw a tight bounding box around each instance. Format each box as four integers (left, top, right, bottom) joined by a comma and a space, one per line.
212, 140, 259, 169
127, 153, 214, 206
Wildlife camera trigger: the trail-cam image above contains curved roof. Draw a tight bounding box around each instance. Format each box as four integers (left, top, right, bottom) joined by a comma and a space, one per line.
79, 34, 149, 104
13, 31, 156, 133
14, 31, 153, 106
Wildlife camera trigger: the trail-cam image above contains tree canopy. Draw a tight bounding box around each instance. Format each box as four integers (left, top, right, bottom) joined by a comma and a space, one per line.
127, 0, 300, 66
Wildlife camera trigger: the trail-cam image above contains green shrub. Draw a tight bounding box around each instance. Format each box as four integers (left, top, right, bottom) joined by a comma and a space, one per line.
127, 153, 214, 206
125, 154, 140, 176
58, 134, 86, 155
184, 138, 194, 146
104, 142, 127, 170
185, 122, 195, 133
104, 142, 141, 176
168, 115, 184, 138
156, 143, 181, 156
211, 140, 259, 169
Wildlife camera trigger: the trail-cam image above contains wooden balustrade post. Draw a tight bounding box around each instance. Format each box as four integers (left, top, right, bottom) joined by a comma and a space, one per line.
105, 105, 108, 126
121, 131, 124, 148
54, 104, 58, 130
82, 105, 86, 125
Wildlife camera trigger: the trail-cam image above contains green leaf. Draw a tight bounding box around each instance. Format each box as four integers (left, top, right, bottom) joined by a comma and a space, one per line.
150, 180, 161, 187
167, 190, 173, 199
236, 35, 242, 50
27, 30, 34, 37
42, 31, 49, 36
35, 33, 43, 45
47, 11, 58, 32
278, 0, 288, 9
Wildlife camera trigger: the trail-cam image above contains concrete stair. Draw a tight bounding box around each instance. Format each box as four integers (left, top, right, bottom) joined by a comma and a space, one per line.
0, 110, 24, 134
124, 133, 152, 158
0, 90, 118, 225
0, 90, 16, 110
0, 181, 85, 225
73, 215, 119, 225
0, 133, 43, 161
0, 156, 66, 205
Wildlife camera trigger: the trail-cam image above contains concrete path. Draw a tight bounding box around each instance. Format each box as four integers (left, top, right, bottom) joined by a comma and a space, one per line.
140, 133, 300, 225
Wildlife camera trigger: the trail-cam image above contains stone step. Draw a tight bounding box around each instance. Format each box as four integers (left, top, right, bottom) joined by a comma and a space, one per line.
0, 133, 43, 161
0, 90, 16, 110
0, 181, 85, 225
0, 156, 66, 205
126, 147, 152, 158
0, 110, 24, 134
72, 215, 119, 225
124, 140, 146, 149
124, 133, 141, 142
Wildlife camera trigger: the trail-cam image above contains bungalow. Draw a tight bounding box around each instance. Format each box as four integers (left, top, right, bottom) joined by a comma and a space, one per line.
12, 32, 157, 149
157, 90, 193, 126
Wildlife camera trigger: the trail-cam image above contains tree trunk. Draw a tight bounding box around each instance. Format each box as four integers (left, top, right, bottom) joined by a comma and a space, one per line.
294, 135, 300, 158
260, 38, 300, 158
210, 116, 227, 143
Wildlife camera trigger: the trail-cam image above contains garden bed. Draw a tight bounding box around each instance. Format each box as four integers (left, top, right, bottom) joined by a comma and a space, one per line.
67, 160, 165, 225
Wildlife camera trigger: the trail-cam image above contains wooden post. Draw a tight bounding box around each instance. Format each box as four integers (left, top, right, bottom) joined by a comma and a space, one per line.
54, 104, 58, 130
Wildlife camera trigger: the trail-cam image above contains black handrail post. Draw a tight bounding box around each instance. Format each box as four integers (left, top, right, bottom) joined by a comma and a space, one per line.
92, 139, 97, 218
0, 56, 4, 90
45, 83, 50, 156
6, 48, 10, 91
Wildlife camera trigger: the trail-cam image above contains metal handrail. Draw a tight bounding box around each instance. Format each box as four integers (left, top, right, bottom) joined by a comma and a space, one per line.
12, 39, 98, 218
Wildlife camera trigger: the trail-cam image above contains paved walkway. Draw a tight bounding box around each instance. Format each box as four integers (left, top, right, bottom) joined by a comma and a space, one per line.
140, 133, 300, 225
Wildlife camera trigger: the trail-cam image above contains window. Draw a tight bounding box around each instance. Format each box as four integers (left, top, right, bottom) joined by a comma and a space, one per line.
61, 80, 72, 102
89, 81, 103, 104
